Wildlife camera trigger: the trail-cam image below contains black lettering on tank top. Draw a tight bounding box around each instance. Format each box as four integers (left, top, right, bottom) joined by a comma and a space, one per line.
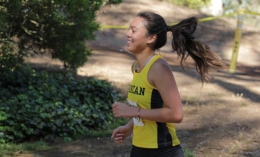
139, 87, 145, 95
134, 86, 139, 94
128, 85, 145, 96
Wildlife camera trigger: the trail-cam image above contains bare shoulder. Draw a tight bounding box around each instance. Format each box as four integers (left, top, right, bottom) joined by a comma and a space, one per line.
148, 58, 173, 87
150, 58, 172, 73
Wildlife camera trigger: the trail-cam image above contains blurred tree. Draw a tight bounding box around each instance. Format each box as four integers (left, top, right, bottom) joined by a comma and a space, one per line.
0, 0, 122, 70
222, 0, 260, 12
167, 0, 211, 9
222, 0, 260, 27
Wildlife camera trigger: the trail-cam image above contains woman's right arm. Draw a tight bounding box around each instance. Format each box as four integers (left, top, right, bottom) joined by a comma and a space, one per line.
111, 119, 133, 144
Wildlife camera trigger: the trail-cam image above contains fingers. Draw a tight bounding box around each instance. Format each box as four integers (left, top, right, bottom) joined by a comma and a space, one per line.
112, 102, 120, 108
112, 102, 131, 118
111, 127, 119, 138
112, 133, 124, 144
112, 102, 121, 118
111, 126, 125, 144
112, 106, 118, 117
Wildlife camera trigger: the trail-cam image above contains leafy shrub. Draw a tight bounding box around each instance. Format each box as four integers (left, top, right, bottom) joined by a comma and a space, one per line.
0, 66, 120, 143
0, 0, 124, 144
0, 0, 122, 69
0, 40, 24, 87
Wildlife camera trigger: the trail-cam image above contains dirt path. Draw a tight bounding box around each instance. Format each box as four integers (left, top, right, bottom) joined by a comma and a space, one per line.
23, 0, 260, 157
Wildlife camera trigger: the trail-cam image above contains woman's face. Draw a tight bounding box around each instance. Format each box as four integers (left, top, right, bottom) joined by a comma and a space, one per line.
126, 16, 150, 54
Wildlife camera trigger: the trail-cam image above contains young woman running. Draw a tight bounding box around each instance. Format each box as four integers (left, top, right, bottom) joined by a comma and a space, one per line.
111, 11, 222, 157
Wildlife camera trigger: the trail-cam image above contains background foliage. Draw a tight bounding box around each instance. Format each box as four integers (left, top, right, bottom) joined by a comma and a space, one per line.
167, 0, 211, 9
223, 0, 260, 27
0, 0, 123, 144
223, 0, 260, 12
0, 0, 122, 69
167, 0, 260, 27
0, 67, 121, 143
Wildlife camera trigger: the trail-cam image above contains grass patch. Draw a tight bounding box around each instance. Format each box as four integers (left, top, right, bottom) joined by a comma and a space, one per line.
0, 118, 129, 156
0, 144, 21, 157
0, 141, 54, 157
183, 147, 196, 157
0, 118, 195, 157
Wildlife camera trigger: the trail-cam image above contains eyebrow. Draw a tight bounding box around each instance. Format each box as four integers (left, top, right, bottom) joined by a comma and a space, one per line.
129, 25, 137, 30
130, 22, 144, 30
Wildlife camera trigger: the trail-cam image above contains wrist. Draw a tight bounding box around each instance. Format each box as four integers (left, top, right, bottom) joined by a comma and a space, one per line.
132, 107, 139, 118
137, 108, 141, 119
125, 120, 134, 129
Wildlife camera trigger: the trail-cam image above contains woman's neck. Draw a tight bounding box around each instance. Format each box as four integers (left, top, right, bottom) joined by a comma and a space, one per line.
135, 50, 156, 72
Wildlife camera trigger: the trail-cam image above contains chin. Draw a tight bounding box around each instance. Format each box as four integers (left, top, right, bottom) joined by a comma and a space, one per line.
126, 47, 134, 53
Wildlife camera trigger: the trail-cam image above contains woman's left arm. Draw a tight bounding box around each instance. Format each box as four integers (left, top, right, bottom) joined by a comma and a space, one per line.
140, 59, 183, 123
112, 59, 183, 123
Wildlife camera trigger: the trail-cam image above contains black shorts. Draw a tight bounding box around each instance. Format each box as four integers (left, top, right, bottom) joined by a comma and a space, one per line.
130, 145, 184, 157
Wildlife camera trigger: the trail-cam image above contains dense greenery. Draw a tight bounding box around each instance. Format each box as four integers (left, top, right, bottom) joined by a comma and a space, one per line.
0, 0, 123, 144
0, 0, 122, 69
0, 66, 121, 143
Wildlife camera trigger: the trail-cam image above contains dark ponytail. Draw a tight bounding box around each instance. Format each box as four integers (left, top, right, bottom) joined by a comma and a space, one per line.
168, 17, 223, 82
137, 11, 223, 82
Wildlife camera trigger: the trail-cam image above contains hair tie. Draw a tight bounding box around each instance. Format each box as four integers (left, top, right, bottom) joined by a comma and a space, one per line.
167, 25, 172, 32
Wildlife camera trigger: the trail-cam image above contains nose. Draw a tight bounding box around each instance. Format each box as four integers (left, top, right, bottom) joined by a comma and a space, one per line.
126, 29, 131, 37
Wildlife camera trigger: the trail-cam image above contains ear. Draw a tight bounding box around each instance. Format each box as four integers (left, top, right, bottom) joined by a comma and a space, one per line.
147, 34, 157, 44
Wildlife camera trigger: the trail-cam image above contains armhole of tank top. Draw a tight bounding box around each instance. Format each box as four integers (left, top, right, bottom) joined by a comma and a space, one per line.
146, 56, 162, 89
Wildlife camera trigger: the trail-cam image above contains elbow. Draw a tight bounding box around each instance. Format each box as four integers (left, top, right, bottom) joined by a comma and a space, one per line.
169, 112, 183, 123
175, 116, 183, 123
174, 114, 183, 123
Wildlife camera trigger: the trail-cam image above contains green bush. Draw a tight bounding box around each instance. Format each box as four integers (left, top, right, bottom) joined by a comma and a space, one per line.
0, 67, 120, 143
0, 0, 124, 144
0, 0, 122, 69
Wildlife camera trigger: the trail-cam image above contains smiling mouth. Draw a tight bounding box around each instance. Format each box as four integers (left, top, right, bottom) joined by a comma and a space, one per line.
127, 40, 132, 46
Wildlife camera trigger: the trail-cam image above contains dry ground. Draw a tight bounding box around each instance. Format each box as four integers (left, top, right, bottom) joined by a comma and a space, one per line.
21, 0, 260, 157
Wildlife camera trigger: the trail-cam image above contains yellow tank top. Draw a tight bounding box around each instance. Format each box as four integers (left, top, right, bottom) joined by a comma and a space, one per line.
128, 54, 180, 148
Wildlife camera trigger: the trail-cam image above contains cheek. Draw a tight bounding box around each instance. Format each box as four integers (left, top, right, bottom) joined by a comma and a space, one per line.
127, 31, 148, 52
130, 38, 147, 52
133, 33, 147, 45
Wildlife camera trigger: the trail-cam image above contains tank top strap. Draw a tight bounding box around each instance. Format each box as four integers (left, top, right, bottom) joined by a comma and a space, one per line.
143, 54, 162, 72
131, 61, 137, 74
